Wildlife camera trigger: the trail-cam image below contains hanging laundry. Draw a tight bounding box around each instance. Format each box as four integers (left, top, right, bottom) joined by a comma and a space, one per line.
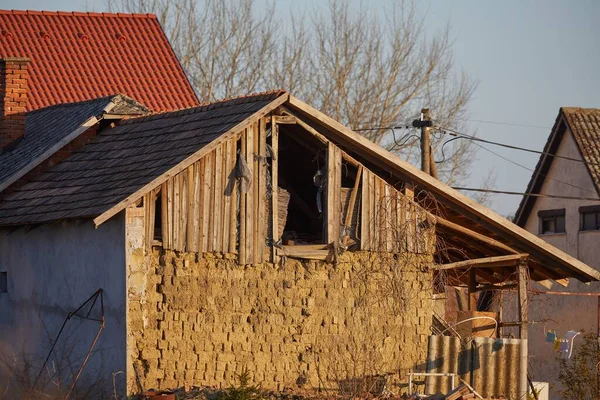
546, 330, 557, 343
553, 338, 561, 351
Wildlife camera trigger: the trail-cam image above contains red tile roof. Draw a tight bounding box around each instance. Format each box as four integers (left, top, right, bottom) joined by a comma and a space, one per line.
0, 10, 199, 111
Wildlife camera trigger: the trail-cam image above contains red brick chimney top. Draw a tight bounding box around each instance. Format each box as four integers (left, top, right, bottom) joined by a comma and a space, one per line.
0, 57, 29, 151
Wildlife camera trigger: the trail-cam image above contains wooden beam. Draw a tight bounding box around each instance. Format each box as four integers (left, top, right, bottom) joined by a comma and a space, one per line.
434, 215, 518, 254
344, 165, 363, 230
291, 115, 361, 168
94, 93, 289, 227
434, 254, 529, 271
517, 260, 529, 399
271, 121, 279, 262
277, 245, 329, 261
272, 115, 297, 124
475, 282, 517, 292
468, 269, 477, 311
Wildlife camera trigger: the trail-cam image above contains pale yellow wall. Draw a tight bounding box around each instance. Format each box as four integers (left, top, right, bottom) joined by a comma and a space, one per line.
521, 127, 600, 399
127, 250, 434, 394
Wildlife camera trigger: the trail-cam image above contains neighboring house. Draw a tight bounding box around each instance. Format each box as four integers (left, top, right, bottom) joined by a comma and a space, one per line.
0, 9, 198, 112
515, 107, 600, 398
0, 65, 599, 398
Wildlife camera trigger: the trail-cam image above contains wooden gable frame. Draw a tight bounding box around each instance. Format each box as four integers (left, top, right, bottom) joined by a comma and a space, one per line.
92, 93, 600, 284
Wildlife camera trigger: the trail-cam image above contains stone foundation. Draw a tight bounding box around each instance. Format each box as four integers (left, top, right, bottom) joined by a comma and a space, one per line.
127, 249, 433, 394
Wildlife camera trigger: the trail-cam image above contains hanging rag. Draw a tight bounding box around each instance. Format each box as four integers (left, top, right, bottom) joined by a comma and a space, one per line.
235, 154, 252, 193
313, 169, 326, 213
546, 330, 557, 343
559, 339, 570, 359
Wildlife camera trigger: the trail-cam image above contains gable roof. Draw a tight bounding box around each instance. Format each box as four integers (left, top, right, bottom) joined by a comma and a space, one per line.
0, 10, 199, 111
0, 94, 149, 193
0, 91, 286, 226
0, 91, 598, 283
514, 107, 600, 226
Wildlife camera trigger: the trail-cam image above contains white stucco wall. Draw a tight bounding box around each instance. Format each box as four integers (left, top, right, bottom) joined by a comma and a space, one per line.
521, 128, 600, 398
0, 214, 127, 396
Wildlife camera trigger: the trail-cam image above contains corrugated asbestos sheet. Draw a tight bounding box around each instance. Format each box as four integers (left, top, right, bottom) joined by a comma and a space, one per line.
425, 335, 521, 399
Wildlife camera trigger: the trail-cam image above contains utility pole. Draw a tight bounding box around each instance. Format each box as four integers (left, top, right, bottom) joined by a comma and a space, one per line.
413, 108, 433, 175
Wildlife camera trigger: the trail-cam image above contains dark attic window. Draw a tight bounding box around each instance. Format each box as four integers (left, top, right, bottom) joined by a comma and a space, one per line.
580, 205, 600, 231
0, 272, 7, 293
538, 209, 565, 234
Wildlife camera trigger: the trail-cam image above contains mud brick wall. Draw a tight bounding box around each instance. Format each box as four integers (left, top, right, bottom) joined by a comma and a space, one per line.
127, 250, 433, 393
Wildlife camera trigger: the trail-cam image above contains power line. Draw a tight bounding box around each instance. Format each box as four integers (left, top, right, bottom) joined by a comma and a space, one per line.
435, 125, 587, 165
470, 140, 598, 195
453, 187, 600, 202
451, 118, 551, 130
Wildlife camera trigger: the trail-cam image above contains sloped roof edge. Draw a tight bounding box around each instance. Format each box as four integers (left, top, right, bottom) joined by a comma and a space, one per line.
514, 107, 600, 227
0, 94, 149, 193
92, 91, 290, 226
286, 96, 600, 282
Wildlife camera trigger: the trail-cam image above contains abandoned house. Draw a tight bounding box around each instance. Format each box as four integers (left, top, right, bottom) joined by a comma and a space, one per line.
1, 76, 599, 398
514, 107, 600, 399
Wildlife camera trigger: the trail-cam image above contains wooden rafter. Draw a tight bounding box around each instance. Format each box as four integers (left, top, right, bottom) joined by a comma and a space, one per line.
434, 254, 529, 271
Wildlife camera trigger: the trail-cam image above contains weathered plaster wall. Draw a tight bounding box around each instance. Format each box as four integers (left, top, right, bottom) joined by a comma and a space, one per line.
521, 128, 600, 398
127, 249, 434, 394
0, 214, 127, 396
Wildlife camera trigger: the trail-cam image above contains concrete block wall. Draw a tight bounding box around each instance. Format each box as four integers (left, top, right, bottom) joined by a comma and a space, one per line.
127, 250, 434, 394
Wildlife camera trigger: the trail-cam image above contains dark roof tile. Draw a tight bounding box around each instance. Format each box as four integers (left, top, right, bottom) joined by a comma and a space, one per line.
0, 90, 285, 225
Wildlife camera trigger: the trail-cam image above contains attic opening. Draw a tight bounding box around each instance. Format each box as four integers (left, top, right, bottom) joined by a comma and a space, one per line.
277, 124, 328, 244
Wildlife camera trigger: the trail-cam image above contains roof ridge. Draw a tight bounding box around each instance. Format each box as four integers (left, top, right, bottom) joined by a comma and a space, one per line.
0, 10, 156, 19
25, 95, 117, 115
122, 89, 287, 125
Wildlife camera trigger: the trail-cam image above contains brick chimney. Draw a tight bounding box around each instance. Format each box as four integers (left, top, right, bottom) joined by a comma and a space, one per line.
0, 57, 29, 151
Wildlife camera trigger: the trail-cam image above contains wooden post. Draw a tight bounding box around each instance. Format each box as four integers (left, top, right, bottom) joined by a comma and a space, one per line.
271, 121, 279, 263
517, 260, 529, 399
420, 108, 431, 175
468, 269, 477, 311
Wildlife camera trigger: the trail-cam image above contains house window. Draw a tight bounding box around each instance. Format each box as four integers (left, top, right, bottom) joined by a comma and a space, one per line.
580, 205, 600, 231
0, 272, 7, 293
538, 209, 565, 234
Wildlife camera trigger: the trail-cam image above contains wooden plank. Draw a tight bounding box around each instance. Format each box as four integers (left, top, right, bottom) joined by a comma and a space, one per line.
167, 178, 174, 249
228, 139, 238, 254
272, 115, 297, 124
277, 246, 329, 261
186, 165, 196, 252
197, 158, 206, 252
271, 122, 279, 262
360, 170, 369, 250
202, 153, 212, 252
385, 182, 393, 252
433, 254, 530, 271
191, 162, 201, 252
239, 130, 247, 264
326, 142, 342, 244
94, 94, 289, 227
252, 121, 260, 264
161, 182, 168, 248
173, 172, 181, 250
258, 118, 267, 262
434, 216, 519, 254
180, 170, 188, 251
245, 125, 255, 264
207, 150, 216, 252
222, 140, 232, 253
213, 144, 223, 252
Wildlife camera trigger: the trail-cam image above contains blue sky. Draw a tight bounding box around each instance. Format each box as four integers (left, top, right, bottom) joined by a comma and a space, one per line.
2, 0, 599, 216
